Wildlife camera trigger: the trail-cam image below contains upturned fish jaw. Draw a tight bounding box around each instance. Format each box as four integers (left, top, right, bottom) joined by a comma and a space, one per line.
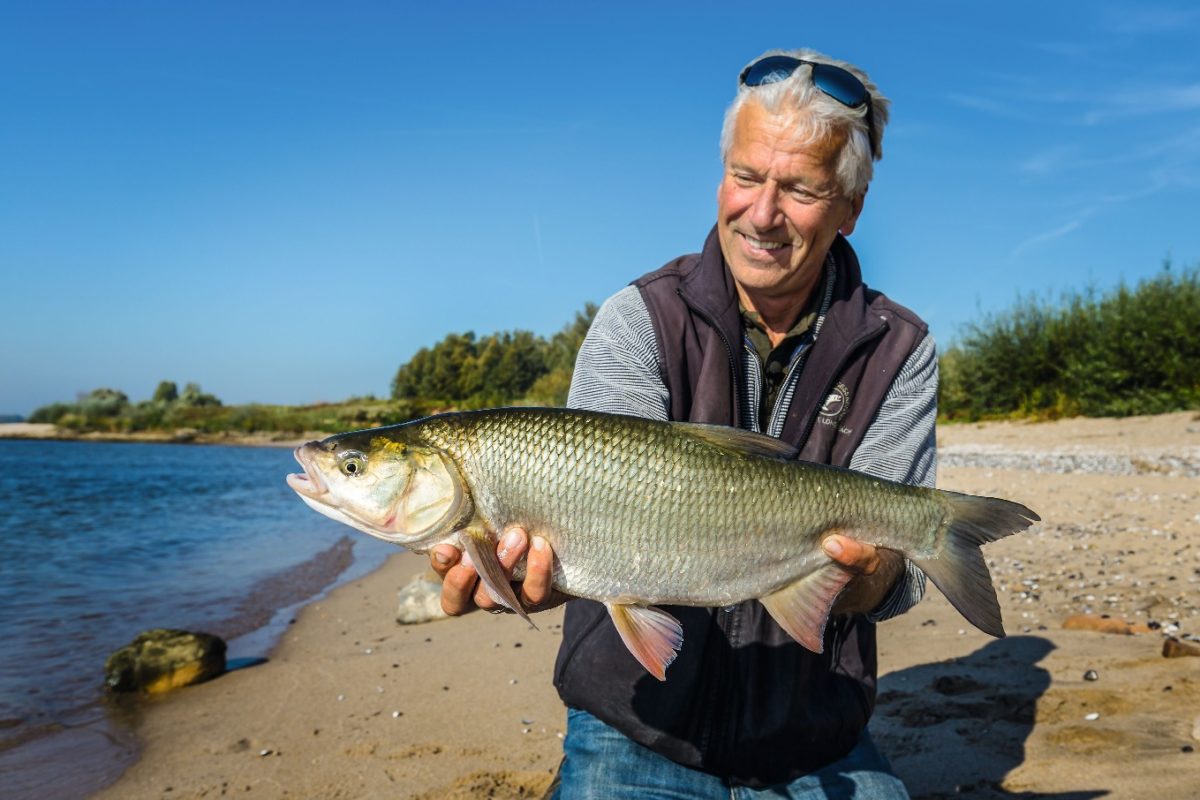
286, 442, 329, 499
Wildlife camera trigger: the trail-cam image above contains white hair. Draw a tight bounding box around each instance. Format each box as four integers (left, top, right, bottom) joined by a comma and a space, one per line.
719, 48, 891, 197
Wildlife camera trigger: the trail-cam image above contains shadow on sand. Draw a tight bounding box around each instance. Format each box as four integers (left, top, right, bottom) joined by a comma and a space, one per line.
874, 635, 1107, 799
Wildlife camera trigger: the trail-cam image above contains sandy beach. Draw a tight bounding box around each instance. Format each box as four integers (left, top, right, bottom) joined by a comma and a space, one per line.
0, 422, 319, 448
94, 411, 1200, 799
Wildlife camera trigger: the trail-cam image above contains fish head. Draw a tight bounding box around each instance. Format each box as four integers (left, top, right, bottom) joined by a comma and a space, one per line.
286, 429, 470, 550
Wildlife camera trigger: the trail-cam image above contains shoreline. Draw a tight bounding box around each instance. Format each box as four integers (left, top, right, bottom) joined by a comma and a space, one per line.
0, 422, 313, 448
45, 411, 1200, 797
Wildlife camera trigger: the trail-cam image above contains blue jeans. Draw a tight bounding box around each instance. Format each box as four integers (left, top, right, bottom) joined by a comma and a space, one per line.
551, 708, 909, 800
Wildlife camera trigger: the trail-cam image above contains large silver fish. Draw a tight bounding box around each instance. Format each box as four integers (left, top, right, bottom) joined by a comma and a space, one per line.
287, 407, 1038, 679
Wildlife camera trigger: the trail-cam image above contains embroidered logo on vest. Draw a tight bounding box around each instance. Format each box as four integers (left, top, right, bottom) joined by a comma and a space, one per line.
819, 382, 851, 421
818, 382, 853, 436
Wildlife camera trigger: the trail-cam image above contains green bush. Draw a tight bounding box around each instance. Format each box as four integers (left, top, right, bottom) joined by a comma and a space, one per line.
940, 263, 1200, 420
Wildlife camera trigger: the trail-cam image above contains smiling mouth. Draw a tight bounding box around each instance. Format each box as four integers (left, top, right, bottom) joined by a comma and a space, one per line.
741, 232, 789, 251
286, 444, 328, 498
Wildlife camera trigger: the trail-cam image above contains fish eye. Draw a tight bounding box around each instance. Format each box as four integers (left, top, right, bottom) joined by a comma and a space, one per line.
338, 452, 367, 477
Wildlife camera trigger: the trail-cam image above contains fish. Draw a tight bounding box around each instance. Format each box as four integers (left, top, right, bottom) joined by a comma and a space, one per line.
286, 407, 1039, 680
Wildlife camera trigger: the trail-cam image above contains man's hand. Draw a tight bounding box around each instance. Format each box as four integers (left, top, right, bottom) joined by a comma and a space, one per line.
822, 535, 904, 616
429, 527, 569, 616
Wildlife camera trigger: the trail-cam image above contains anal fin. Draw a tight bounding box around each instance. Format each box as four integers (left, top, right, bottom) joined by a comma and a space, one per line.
605, 603, 683, 681
462, 528, 537, 629
759, 563, 856, 653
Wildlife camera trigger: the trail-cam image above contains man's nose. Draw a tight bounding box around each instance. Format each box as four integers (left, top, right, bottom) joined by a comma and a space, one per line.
748, 185, 782, 229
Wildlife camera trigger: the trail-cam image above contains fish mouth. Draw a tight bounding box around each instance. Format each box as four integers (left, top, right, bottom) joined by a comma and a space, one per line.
286, 443, 328, 499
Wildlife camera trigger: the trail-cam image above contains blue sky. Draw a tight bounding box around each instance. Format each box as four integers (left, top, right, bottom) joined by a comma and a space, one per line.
3, 2, 1198, 416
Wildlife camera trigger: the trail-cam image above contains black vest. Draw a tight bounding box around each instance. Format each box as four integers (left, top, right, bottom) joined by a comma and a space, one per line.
553, 227, 928, 787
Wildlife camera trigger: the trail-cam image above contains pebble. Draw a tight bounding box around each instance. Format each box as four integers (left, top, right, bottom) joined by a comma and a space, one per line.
1084, 712, 1100, 721
1163, 638, 1200, 659
1083, 670, 1099, 681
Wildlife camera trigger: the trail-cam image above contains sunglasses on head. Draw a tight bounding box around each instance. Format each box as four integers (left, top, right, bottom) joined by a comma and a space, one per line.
739, 55, 877, 160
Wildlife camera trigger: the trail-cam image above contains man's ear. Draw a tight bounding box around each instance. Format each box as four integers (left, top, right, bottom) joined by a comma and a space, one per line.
840, 188, 867, 236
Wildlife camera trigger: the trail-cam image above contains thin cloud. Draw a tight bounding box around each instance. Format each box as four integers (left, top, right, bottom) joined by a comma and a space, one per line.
1017, 126, 1200, 178
1008, 173, 1175, 260
1018, 145, 1078, 176
1010, 220, 1084, 259
1083, 82, 1200, 123
944, 92, 1030, 119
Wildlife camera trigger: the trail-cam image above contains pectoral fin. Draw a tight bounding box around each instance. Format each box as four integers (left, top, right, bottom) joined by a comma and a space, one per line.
759, 563, 856, 653
461, 528, 536, 629
605, 602, 683, 681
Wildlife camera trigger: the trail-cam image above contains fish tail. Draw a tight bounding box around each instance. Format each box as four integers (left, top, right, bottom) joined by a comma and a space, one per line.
912, 492, 1040, 638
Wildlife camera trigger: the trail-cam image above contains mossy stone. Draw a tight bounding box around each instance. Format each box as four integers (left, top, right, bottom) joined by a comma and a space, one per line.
104, 628, 226, 694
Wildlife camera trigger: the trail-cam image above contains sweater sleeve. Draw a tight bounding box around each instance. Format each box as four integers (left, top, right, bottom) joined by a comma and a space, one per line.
566, 285, 670, 420
848, 332, 938, 622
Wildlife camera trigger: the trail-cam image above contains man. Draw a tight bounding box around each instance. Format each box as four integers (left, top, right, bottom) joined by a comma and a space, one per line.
431, 48, 935, 798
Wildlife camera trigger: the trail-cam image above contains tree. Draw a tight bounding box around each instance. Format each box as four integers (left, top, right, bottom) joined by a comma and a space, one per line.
178, 382, 222, 407
153, 381, 179, 404
388, 304, 597, 408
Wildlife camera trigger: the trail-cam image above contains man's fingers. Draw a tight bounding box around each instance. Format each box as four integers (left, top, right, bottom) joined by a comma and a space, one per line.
520, 536, 555, 607
430, 544, 461, 579
440, 560, 479, 616
472, 528, 529, 610
822, 534, 880, 576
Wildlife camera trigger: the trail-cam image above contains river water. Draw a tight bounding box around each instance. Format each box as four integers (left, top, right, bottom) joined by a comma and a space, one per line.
0, 438, 393, 798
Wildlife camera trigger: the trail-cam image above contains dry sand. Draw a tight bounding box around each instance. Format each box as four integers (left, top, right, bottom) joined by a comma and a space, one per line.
96, 412, 1200, 799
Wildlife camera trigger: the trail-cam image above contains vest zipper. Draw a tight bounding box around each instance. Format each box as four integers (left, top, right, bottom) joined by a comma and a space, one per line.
767, 338, 814, 438
742, 338, 763, 434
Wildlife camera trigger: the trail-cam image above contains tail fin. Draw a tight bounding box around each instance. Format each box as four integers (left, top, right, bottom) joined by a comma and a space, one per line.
912, 492, 1040, 638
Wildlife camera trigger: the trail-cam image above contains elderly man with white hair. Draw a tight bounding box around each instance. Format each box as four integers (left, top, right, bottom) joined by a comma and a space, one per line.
433, 48, 934, 798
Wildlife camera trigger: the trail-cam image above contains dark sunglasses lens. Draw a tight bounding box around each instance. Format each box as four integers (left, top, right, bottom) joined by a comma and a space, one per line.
740, 55, 804, 86
809, 64, 868, 108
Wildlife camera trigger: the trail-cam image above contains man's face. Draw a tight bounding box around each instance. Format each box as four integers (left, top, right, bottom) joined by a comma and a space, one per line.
717, 101, 864, 308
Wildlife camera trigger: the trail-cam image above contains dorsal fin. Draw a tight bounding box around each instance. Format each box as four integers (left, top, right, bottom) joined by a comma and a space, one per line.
674, 421, 799, 460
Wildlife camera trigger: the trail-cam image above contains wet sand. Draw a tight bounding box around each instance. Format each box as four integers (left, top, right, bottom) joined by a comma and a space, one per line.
96, 412, 1200, 799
